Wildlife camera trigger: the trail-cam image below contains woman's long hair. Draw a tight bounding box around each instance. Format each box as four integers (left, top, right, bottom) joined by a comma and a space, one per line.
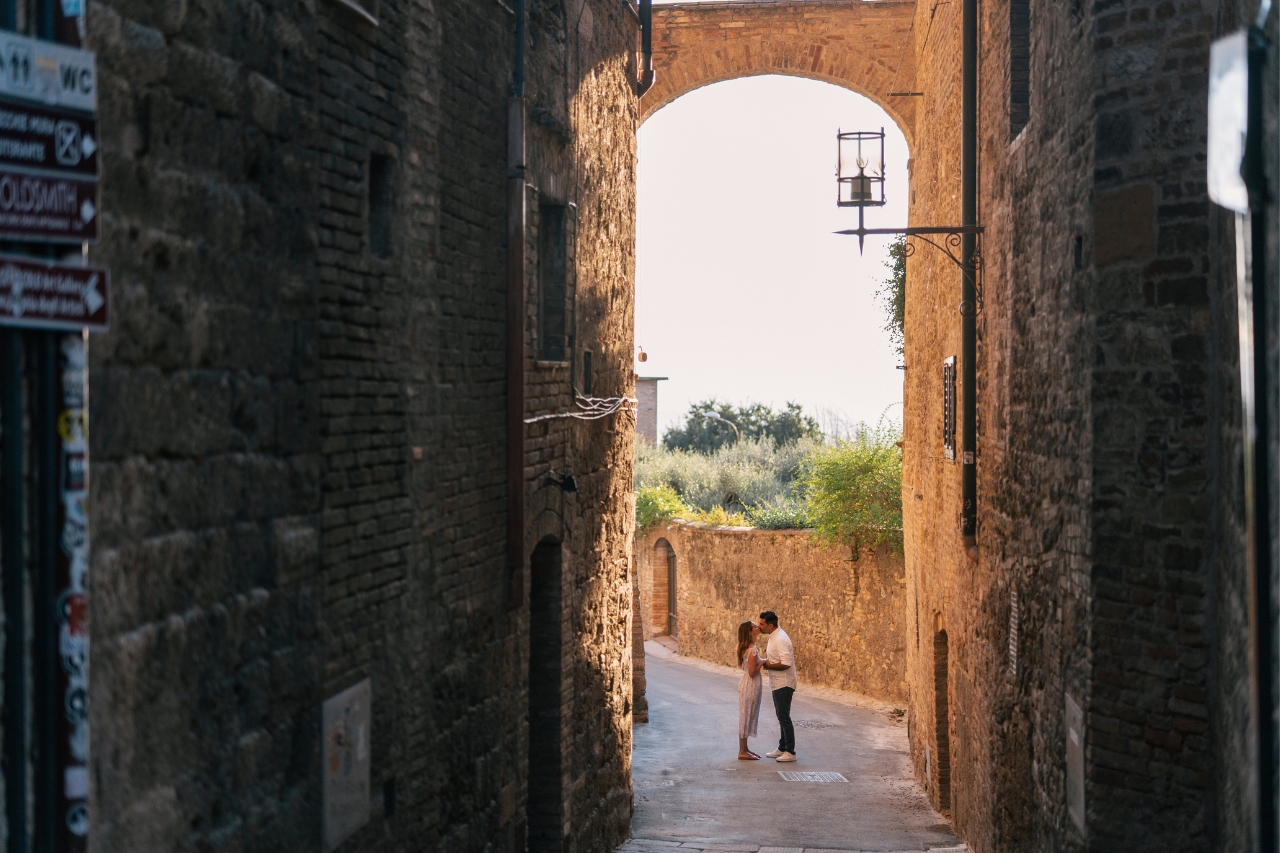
736, 620, 755, 664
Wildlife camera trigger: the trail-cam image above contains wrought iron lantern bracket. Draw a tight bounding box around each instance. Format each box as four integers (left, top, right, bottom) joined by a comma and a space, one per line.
834, 209, 984, 272
834, 213, 985, 314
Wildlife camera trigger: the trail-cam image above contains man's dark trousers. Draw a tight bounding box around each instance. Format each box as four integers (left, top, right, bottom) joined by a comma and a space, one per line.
772, 687, 796, 755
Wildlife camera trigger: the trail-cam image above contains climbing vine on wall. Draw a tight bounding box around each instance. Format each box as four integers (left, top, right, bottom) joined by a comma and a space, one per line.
877, 236, 906, 357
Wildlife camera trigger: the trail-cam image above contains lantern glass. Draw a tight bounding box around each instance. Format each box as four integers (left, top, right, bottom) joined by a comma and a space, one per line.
836, 128, 886, 207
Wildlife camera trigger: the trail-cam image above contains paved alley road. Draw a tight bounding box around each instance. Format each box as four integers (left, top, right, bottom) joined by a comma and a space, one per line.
624, 643, 964, 853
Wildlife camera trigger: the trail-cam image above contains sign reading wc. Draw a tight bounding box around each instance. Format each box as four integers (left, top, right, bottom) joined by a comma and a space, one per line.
0, 32, 95, 114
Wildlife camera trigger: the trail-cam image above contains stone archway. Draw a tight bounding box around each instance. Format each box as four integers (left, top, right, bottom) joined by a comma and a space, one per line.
642, 0, 919, 147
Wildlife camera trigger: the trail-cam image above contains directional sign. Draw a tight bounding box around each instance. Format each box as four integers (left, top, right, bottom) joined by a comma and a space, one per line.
0, 101, 96, 177
0, 168, 96, 241
0, 32, 95, 113
0, 255, 108, 331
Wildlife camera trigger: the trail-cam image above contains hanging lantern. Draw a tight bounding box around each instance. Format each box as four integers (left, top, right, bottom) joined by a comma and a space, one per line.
836, 128, 886, 208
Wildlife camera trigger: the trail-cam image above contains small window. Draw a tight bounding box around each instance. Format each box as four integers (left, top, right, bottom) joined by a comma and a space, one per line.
369, 154, 394, 258
943, 356, 956, 460
538, 204, 568, 362
1009, 0, 1031, 139
582, 350, 593, 396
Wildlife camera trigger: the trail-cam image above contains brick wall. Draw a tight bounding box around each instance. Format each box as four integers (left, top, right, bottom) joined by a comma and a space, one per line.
636, 524, 908, 703
81, 0, 638, 850
645, 0, 918, 140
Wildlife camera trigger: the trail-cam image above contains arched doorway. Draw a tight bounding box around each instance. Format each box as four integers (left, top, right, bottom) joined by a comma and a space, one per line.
528, 538, 564, 853
651, 538, 677, 638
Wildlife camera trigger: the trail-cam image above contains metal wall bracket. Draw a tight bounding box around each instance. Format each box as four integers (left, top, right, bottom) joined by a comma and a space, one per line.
834, 208, 984, 316
834, 205, 983, 270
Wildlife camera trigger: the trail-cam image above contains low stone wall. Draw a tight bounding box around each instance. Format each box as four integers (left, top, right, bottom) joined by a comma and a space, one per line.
636, 523, 908, 703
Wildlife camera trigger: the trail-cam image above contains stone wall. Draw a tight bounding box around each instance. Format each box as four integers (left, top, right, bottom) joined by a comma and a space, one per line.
78, 0, 639, 851
635, 524, 908, 704
899, 0, 1257, 851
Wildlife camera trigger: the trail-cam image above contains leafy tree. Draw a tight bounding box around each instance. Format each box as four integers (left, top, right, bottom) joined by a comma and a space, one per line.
877, 236, 906, 356
662, 400, 820, 454
799, 422, 902, 553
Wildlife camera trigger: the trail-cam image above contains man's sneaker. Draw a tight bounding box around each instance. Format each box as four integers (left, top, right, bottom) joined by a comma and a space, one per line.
765, 749, 783, 758
775, 752, 797, 762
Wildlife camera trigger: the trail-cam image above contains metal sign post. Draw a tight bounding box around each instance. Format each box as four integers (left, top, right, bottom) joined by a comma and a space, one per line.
0, 19, 100, 853
1208, 23, 1277, 853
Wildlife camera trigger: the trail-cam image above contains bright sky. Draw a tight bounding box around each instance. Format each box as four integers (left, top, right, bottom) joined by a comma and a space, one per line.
635, 75, 910, 437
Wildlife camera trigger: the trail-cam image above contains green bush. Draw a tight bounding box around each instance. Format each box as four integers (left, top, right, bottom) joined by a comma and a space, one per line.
635, 436, 820, 513
684, 505, 752, 527
637, 407, 903, 542
746, 498, 811, 530
799, 422, 903, 552
636, 484, 689, 530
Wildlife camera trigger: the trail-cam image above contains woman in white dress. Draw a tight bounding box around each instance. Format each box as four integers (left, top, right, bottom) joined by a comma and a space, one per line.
737, 619, 764, 760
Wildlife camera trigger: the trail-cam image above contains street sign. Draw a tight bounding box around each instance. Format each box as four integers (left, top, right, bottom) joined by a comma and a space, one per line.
0, 168, 96, 241
0, 101, 96, 177
0, 254, 108, 331
0, 32, 95, 113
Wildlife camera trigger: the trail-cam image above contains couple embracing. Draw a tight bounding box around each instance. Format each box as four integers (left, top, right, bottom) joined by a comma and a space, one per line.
736, 610, 797, 762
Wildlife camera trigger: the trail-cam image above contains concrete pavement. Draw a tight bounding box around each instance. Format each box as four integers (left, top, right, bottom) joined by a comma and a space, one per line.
622, 642, 965, 853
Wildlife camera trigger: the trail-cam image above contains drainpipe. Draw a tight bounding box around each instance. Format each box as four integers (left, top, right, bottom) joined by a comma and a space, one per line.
1, 330, 26, 853
1242, 21, 1275, 853
507, 0, 527, 608
635, 0, 655, 96
960, 0, 978, 561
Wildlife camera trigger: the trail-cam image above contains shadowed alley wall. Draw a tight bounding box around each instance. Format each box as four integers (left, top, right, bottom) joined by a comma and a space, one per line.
636, 524, 907, 703
77, 0, 639, 851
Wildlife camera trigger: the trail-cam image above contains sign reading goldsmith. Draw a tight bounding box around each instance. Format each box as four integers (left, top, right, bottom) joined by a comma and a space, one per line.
0, 254, 108, 332
0, 169, 95, 241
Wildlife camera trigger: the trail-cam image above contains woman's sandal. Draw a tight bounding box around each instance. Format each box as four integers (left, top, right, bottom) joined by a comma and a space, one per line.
737, 752, 760, 760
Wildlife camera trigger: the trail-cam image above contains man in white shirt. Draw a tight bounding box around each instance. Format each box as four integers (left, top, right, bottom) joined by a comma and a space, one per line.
758, 610, 797, 762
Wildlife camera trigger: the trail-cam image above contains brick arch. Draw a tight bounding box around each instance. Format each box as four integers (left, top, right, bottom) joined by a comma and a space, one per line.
642, 1, 919, 148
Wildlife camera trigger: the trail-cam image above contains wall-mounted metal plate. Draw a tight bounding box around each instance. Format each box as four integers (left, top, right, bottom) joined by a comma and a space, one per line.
943, 357, 956, 460
1065, 692, 1085, 834
778, 771, 848, 782
324, 679, 371, 851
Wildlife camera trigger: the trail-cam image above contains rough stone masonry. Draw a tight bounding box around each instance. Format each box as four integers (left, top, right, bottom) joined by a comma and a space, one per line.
641, 1, 1277, 852
898, 0, 1268, 851
0, 0, 1271, 851
73, 0, 638, 851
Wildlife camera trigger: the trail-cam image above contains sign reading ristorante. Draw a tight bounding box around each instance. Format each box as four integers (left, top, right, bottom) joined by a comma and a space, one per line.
0, 253, 108, 331
0, 101, 96, 177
